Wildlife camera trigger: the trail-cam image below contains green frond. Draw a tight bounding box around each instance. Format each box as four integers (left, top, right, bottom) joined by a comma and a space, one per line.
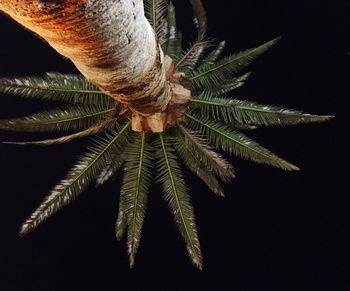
0, 73, 111, 106
191, 93, 334, 126
166, 2, 183, 58
175, 124, 235, 182
201, 73, 251, 96
185, 113, 299, 171
0, 104, 114, 132
176, 40, 211, 72
19, 122, 132, 237
196, 41, 226, 70
144, 0, 168, 46
120, 132, 153, 268
189, 38, 280, 90
155, 133, 202, 269
115, 191, 127, 241
173, 127, 225, 196
96, 154, 126, 187
4, 119, 113, 146
189, 0, 207, 39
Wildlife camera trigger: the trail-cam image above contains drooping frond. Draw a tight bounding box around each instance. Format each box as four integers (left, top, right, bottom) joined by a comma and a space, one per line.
0, 73, 111, 106
156, 133, 202, 269
166, 2, 183, 58
19, 122, 132, 236
115, 191, 127, 241
189, 0, 207, 39
185, 113, 299, 171
144, 0, 168, 46
174, 127, 225, 196
189, 38, 280, 90
120, 132, 153, 268
0, 104, 114, 132
191, 93, 334, 126
4, 119, 114, 146
176, 40, 210, 72
175, 125, 235, 182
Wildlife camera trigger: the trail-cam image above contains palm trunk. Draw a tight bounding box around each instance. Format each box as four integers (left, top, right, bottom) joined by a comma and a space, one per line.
0, 0, 186, 132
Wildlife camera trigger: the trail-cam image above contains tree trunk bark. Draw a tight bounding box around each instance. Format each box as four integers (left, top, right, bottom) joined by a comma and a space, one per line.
0, 0, 177, 131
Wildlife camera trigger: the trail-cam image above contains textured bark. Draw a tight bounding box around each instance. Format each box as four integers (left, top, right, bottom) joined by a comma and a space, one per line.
0, 0, 169, 118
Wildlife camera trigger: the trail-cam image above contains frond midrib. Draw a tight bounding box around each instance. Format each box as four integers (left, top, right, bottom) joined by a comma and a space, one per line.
159, 133, 196, 253
33, 122, 130, 216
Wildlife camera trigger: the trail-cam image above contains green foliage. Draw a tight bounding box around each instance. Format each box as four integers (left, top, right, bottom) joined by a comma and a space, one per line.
189, 38, 281, 90
185, 113, 300, 171
0, 73, 111, 106
144, 0, 168, 46
0, 0, 333, 270
19, 122, 132, 236
0, 104, 114, 132
121, 132, 153, 267
191, 93, 333, 126
156, 133, 202, 269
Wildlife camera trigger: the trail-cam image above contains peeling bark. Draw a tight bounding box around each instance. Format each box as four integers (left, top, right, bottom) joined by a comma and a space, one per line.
0, 0, 170, 117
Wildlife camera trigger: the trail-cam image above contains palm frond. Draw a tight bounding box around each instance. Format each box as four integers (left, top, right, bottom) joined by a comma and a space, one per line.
185, 113, 299, 171
4, 119, 114, 146
19, 122, 132, 236
0, 104, 114, 132
189, 38, 280, 90
189, 0, 207, 39
176, 40, 210, 72
174, 127, 225, 196
202, 73, 251, 96
96, 154, 126, 187
196, 41, 226, 70
166, 2, 183, 58
175, 125, 235, 182
191, 93, 334, 126
144, 0, 168, 46
156, 133, 202, 269
0, 73, 111, 106
120, 132, 153, 268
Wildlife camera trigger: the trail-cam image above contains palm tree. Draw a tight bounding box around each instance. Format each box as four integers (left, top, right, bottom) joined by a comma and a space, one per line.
0, 0, 333, 269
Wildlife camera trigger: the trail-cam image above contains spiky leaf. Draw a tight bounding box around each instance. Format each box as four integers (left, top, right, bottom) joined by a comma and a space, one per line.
174, 127, 225, 196
121, 132, 153, 267
0, 105, 114, 132
156, 133, 202, 269
189, 38, 280, 90
166, 2, 183, 58
19, 122, 132, 236
144, 0, 168, 46
177, 40, 210, 72
175, 125, 234, 182
0, 73, 111, 106
196, 41, 226, 70
185, 113, 299, 171
191, 93, 334, 126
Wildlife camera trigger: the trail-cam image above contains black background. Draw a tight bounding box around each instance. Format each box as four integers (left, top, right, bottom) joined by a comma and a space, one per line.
0, 0, 349, 290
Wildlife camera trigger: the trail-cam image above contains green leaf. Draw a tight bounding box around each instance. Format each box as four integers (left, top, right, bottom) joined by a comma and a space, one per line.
185, 113, 299, 171
177, 40, 211, 72
156, 133, 202, 269
166, 2, 183, 58
189, 38, 280, 90
144, 0, 168, 46
0, 73, 111, 106
196, 41, 226, 70
175, 124, 235, 182
191, 93, 334, 126
174, 126, 225, 196
19, 122, 132, 236
121, 132, 153, 268
0, 104, 114, 132
189, 0, 207, 39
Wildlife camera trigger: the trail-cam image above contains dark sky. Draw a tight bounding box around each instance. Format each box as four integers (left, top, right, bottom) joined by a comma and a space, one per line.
0, 0, 349, 290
